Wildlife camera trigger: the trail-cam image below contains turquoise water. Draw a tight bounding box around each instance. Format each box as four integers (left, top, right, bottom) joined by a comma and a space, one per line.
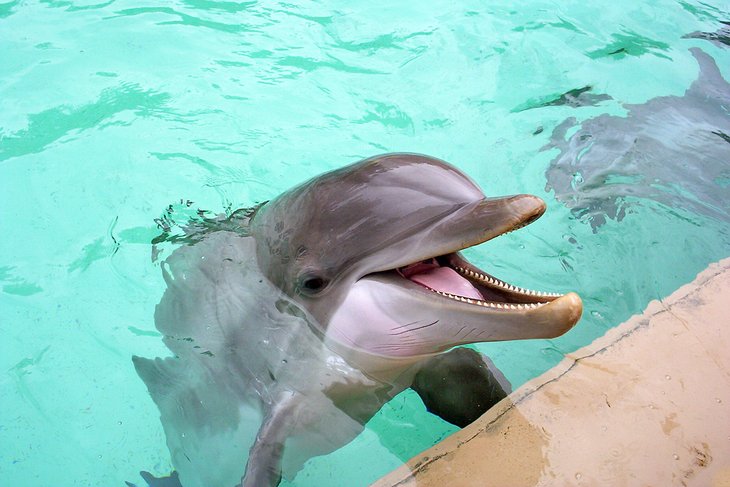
2, 1, 729, 486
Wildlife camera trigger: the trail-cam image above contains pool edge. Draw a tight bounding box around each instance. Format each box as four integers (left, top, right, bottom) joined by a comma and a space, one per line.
373, 257, 730, 486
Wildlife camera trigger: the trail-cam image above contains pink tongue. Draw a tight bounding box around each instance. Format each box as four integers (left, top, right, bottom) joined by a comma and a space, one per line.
409, 267, 484, 300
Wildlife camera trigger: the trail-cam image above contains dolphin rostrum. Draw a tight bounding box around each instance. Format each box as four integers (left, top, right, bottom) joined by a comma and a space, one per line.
133, 153, 582, 487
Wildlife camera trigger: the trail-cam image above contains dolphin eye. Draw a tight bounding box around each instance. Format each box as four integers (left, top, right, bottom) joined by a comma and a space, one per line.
299, 274, 329, 295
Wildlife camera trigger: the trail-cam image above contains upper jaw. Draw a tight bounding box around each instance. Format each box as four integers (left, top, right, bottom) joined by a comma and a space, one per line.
362, 194, 547, 277
360, 193, 582, 331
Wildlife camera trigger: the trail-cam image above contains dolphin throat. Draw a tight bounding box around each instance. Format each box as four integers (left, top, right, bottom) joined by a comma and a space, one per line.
400, 259, 485, 300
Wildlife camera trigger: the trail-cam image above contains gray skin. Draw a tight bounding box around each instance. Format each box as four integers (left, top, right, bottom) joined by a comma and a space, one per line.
512, 85, 612, 113
543, 48, 730, 231
133, 153, 582, 487
410, 347, 512, 427
683, 21, 730, 48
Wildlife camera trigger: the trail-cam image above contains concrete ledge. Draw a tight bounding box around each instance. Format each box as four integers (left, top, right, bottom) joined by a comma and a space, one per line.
374, 258, 730, 487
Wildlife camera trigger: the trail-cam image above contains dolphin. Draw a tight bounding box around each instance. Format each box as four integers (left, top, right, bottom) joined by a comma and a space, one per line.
543, 48, 730, 230
683, 20, 730, 48
125, 471, 182, 487
133, 153, 582, 487
512, 85, 612, 113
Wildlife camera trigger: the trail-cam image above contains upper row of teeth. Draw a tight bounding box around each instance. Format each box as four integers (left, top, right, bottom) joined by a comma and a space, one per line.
454, 266, 562, 298
434, 290, 548, 309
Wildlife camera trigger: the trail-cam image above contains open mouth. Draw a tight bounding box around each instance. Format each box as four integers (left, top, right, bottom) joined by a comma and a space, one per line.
397, 254, 562, 311
340, 192, 580, 324
386, 195, 568, 313
325, 193, 581, 355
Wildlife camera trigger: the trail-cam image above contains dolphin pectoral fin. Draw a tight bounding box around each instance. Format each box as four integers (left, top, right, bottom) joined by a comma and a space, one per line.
239, 391, 300, 487
411, 348, 511, 428
134, 355, 258, 487
125, 470, 183, 487
132, 356, 184, 399
132, 356, 212, 408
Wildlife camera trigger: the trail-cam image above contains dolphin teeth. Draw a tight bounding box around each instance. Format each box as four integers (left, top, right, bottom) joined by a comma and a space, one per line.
453, 264, 564, 300
432, 271, 560, 309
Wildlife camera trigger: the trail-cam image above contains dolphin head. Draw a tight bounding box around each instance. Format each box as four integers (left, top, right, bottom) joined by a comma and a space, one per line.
252, 153, 582, 366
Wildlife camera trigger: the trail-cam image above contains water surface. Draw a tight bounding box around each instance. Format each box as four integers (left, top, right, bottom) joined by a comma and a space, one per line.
1, 1, 729, 485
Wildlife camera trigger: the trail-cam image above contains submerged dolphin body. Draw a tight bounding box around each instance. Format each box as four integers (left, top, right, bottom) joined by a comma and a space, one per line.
683, 21, 730, 48
543, 48, 730, 230
134, 154, 582, 487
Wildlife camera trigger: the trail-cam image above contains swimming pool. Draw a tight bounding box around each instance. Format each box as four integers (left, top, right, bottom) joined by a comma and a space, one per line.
1, 1, 728, 485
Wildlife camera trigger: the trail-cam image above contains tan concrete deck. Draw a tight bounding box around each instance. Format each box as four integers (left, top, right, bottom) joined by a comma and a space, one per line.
374, 258, 730, 487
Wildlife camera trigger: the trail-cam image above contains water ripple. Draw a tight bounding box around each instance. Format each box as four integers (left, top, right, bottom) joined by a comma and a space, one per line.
109, 6, 260, 33
0, 83, 169, 162
0, 0, 20, 18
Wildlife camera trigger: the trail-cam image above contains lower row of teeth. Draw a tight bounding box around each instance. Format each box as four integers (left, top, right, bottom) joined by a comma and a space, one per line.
454, 266, 562, 298
434, 290, 548, 309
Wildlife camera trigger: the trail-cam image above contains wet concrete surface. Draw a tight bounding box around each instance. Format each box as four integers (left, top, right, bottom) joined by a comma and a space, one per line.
375, 258, 730, 487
